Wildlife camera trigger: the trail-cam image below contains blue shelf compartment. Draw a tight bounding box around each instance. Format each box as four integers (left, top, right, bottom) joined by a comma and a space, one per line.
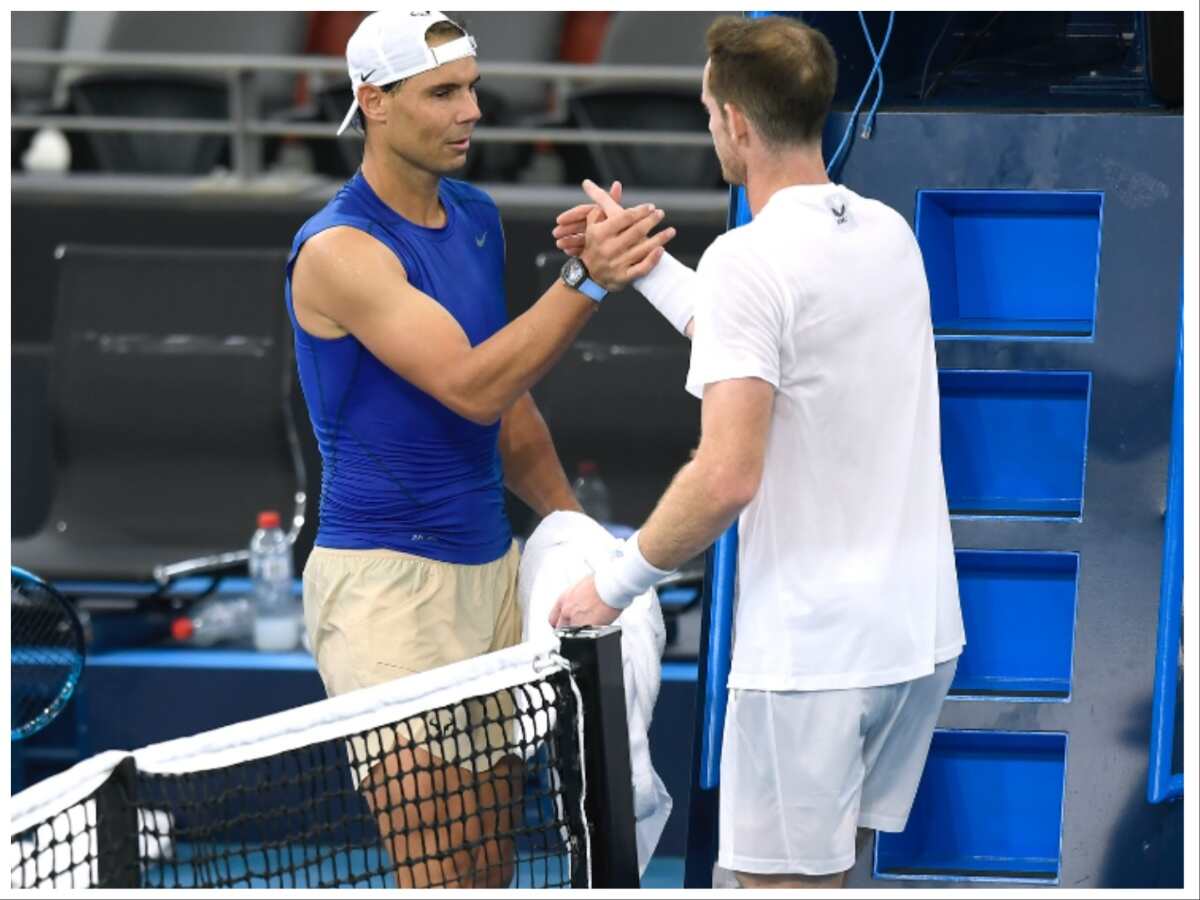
916, 189, 1103, 340
948, 550, 1079, 702
875, 729, 1069, 884
939, 369, 1092, 519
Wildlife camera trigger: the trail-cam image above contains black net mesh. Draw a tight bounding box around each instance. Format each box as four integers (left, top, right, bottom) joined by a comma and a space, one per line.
11, 668, 588, 889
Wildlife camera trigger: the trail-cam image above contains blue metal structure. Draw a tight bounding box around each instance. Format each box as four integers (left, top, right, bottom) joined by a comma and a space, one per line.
1147, 270, 1184, 805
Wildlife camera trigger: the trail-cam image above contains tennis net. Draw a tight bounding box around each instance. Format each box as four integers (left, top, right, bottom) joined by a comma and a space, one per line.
10, 631, 636, 889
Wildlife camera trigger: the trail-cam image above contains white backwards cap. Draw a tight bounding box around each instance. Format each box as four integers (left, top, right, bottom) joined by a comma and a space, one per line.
337, 10, 477, 136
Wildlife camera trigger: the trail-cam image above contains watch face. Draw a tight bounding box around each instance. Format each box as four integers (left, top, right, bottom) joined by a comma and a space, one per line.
562, 257, 585, 287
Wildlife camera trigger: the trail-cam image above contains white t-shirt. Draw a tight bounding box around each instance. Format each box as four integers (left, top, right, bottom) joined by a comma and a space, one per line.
685, 183, 965, 692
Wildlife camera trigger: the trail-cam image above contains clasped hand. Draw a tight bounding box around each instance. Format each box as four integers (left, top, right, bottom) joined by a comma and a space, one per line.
553, 180, 676, 292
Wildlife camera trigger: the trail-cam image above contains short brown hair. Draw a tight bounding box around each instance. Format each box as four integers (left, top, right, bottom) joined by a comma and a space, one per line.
705, 15, 837, 147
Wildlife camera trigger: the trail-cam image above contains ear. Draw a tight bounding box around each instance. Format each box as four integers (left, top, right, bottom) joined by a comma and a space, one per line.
358, 83, 390, 128
724, 101, 752, 147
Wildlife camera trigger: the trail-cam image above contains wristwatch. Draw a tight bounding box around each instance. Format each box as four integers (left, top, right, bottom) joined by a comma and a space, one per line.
560, 257, 608, 303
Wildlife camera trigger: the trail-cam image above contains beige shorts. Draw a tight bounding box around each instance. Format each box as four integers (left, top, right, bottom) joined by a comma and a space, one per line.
303, 541, 523, 783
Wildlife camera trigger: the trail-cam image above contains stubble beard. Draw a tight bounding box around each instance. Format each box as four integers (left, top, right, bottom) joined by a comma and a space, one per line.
718, 148, 747, 188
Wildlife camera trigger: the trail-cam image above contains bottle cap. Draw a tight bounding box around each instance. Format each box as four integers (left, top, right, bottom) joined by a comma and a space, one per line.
257, 510, 281, 528
577, 460, 598, 476
171, 617, 195, 641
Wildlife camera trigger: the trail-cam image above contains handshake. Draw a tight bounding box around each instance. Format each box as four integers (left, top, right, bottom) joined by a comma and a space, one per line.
552, 179, 696, 337
552, 179, 673, 293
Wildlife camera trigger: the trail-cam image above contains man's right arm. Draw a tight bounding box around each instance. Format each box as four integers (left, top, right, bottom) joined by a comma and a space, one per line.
292, 203, 670, 426
555, 180, 698, 339
632, 250, 698, 339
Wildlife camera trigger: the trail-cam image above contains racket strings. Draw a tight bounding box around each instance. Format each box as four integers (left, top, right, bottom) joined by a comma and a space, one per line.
11, 572, 86, 739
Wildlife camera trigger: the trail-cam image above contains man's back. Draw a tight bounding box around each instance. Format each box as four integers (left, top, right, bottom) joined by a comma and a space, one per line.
552, 16, 970, 886
686, 182, 965, 692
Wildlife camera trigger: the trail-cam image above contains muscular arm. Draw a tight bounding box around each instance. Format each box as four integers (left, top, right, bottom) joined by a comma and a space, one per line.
548, 377, 773, 628
638, 377, 773, 568
292, 201, 670, 426
499, 393, 581, 517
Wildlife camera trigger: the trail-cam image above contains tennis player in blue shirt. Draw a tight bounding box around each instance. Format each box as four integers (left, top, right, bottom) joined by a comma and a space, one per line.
286, 10, 673, 888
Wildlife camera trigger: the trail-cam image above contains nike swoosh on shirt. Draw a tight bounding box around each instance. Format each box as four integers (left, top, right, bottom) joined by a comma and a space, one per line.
475, 232, 487, 247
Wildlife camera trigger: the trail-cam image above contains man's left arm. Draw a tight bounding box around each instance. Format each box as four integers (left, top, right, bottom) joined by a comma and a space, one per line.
549, 376, 774, 627
499, 392, 582, 518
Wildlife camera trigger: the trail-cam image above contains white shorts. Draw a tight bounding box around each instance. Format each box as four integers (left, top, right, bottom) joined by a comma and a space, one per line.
717, 657, 958, 876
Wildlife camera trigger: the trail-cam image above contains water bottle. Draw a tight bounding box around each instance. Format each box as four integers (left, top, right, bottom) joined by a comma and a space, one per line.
573, 460, 613, 523
249, 510, 299, 652
170, 596, 254, 647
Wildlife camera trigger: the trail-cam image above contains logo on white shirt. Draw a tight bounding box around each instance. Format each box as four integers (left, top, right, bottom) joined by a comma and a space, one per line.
825, 194, 853, 227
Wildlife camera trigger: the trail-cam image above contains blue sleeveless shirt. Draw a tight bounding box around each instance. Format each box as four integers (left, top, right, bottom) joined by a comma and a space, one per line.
285, 172, 512, 564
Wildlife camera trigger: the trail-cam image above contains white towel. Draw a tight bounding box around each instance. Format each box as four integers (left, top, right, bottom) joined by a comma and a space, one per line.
518, 511, 673, 875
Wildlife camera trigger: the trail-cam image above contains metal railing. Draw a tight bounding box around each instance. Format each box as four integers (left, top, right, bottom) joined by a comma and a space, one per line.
12, 49, 708, 181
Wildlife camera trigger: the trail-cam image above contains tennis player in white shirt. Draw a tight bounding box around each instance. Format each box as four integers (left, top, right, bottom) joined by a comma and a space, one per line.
549, 15, 965, 889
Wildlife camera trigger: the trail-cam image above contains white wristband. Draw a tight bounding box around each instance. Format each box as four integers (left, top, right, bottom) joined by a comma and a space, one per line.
632, 251, 696, 337
594, 530, 674, 611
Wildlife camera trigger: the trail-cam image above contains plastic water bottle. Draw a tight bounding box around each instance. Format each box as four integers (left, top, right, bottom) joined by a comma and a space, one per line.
250, 510, 299, 652
170, 596, 254, 647
573, 460, 613, 523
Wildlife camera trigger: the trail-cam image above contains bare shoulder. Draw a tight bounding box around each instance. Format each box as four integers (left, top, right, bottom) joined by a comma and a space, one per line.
296, 225, 408, 288
292, 226, 407, 337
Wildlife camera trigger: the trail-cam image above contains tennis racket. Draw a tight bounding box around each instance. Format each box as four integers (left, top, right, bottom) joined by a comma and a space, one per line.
11, 566, 86, 741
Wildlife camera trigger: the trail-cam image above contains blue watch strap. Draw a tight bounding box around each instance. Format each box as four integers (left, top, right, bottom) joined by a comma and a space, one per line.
578, 277, 608, 302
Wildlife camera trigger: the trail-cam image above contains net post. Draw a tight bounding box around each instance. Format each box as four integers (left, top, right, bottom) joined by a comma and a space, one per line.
558, 626, 640, 888
94, 756, 140, 888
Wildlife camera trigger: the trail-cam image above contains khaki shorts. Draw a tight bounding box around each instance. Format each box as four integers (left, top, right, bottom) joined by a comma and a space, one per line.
303, 541, 523, 783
